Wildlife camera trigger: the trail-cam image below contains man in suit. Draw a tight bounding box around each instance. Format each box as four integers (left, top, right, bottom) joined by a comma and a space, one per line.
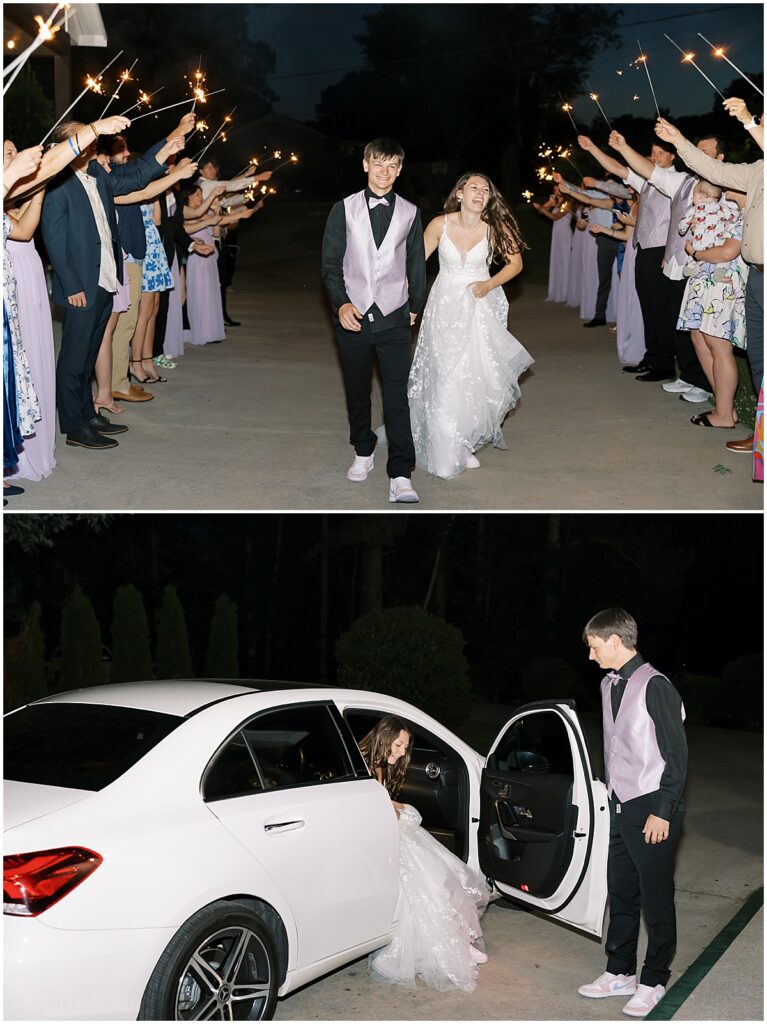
41, 117, 189, 449
321, 138, 426, 504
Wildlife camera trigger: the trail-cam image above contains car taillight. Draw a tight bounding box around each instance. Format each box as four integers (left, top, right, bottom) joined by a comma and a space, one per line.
3, 847, 102, 917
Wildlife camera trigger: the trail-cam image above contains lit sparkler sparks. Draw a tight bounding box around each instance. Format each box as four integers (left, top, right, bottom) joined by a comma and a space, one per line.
4, 4, 68, 94
522, 190, 534, 204
588, 88, 612, 130
101, 58, 139, 117
272, 153, 299, 173
40, 49, 125, 145
697, 33, 763, 96
129, 89, 225, 123
664, 35, 725, 99
636, 40, 660, 117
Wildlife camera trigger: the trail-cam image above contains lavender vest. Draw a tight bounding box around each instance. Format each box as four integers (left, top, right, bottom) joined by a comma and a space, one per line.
601, 662, 685, 803
664, 173, 697, 268
342, 191, 417, 316
633, 180, 671, 250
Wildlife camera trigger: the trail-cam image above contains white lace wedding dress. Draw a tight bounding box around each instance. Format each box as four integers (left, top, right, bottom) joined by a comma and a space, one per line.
408, 218, 534, 479
368, 804, 493, 993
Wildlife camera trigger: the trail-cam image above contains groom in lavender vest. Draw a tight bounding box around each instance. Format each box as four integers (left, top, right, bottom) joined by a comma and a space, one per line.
322, 138, 426, 503
579, 608, 687, 1019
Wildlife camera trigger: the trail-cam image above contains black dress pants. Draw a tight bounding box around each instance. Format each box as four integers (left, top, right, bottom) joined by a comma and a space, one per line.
664, 276, 709, 391
154, 290, 169, 358
57, 287, 113, 434
605, 794, 684, 988
335, 321, 415, 479
634, 246, 675, 375
595, 235, 620, 320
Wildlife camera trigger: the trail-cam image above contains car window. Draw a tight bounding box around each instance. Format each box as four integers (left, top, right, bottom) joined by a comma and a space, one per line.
4, 703, 183, 791
204, 704, 357, 800
490, 711, 574, 776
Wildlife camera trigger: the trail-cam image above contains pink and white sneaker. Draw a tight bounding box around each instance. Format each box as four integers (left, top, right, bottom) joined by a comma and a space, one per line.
622, 983, 665, 1017
470, 944, 488, 964
578, 971, 637, 999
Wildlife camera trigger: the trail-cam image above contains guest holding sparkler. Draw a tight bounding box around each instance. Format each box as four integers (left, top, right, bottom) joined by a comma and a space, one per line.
656, 107, 763, 462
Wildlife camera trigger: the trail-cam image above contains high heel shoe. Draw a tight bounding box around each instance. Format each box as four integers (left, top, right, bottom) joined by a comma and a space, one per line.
141, 357, 167, 384
129, 358, 152, 384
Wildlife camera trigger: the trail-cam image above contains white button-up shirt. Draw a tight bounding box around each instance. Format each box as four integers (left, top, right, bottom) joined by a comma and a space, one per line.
75, 170, 118, 293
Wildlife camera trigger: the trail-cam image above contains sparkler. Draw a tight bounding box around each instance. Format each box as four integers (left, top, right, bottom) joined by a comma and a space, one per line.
697, 33, 763, 97
130, 89, 225, 123
636, 40, 660, 117
587, 86, 612, 130
40, 50, 124, 146
193, 106, 238, 163
557, 92, 578, 133
521, 190, 534, 204
4, 3, 67, 93
100, 58, 138, 117
119, 86, 164, 117
555, 145, 581, 178
664, 35, 725, 99
272, 153, 299, 173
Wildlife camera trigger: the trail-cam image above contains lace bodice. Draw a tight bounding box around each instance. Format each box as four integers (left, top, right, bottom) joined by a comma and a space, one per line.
438, 218, 491, 277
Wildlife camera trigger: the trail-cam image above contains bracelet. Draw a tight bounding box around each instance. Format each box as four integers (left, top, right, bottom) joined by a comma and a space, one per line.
90, 122, 99, 138
744, 117, 758, 131
68, 136, 80, 157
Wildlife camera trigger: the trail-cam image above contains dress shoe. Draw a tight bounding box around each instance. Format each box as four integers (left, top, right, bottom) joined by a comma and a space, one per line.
389, 477, 419, 503
112, 388, 154, 403
3, 483, 25, 496
583, 317, 607, 328
622, 361, 650, 374
65, 427, 119, 449
88, 412, 128, 435
223, 317, 241, 327
725, 434, 755, 453
347, 453, 374, 482
635, 369, 673, 382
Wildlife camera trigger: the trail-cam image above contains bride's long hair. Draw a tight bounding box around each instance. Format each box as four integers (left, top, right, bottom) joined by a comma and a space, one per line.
444, 172, 529, 265
359, 716, 413, 798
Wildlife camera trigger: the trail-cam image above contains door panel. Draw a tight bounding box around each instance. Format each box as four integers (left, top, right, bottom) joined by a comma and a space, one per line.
480, 701, 609, 937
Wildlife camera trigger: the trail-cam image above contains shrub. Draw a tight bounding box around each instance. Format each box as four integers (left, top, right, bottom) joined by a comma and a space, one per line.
110, 585, 153, 683
205, 595, 239, 678
155, 585, 192, 679
721, 655, 763, 731
4, 602, 46, 711
336, 606, 471, 729
60, 587, 103, 692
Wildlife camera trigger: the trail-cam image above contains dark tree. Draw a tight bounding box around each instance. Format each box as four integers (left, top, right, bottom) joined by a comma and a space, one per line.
59, 587, 103, 692
205, 595, 239, 678
111, 584, 154, 683
3, 67, 54, 149
155, 585, 193, 679
4, 602, 46, 711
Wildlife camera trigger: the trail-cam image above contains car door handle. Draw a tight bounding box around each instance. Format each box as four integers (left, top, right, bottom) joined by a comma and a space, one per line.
264, 819, 305, 833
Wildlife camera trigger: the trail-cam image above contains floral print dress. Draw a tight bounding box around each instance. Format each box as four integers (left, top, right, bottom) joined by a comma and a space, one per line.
3, 214, 40, 438
140, 203, 173, 293
677, 213, 748, 349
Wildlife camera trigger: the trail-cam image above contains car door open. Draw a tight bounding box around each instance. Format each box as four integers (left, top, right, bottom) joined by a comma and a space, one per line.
479, 700, 609, 937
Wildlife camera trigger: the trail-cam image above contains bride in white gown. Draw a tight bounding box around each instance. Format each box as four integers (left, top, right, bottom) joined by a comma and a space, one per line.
359, 717, 493, 993
408, 172, 534, 479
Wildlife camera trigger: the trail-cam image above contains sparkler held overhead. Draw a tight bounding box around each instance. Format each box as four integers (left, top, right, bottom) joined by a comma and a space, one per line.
663, 35, 726, 99
558, 92, 578, 133
3, 3, 68, 93
119, 85, 164, 117
587, 85, 612, 130
130, 89, 225, 123
193, 106, 238, 163
697, 33, 764, 97
636, 40, 661, 118
39, 49, 124, 145
100, 58, 138, 118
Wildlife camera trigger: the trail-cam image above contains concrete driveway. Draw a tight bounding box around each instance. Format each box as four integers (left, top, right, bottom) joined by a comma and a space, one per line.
7, 202, 761, 511
273, 715, 763, 1021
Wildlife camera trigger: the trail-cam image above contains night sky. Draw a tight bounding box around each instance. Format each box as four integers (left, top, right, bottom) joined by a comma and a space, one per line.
247, 3, 764, 122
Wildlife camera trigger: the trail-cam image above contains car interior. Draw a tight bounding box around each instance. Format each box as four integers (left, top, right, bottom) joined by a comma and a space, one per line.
344, 710, 471, 862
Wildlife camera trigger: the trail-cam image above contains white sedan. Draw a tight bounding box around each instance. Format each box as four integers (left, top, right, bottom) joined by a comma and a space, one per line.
4, 680, 609, 1020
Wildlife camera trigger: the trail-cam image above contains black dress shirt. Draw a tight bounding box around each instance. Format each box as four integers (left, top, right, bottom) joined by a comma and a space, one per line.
610, 653, 687, 820
321, 186, 426, 332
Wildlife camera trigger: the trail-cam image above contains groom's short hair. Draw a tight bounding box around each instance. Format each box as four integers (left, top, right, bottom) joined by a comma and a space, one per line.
582, 608, 638, 648
364, 138, 405, 164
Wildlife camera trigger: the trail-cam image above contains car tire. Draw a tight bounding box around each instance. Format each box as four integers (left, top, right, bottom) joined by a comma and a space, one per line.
139, 900, 278, 1021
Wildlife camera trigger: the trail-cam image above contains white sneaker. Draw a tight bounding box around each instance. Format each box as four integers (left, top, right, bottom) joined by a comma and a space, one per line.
662, 377, 692, 393
466, 453, 481, 469
347, 454, 374, 482
470, 944, 488, 964
680, 386, 713, 403
388, 477, 419, 503
622, 983, 665, 1017
578, 971, 637, 999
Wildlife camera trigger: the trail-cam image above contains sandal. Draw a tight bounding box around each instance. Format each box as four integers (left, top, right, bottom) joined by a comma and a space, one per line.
94, 400, 124, 415
154, 354, 177, 370
129, 358, 152, 384
141, 357, 167, 384
690, 412, 736, 429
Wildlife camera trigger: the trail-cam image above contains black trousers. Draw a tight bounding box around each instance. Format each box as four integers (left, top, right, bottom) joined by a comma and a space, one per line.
57, 288, 113, 434
605, 794, 684, 988
634, 246, 675, 375
335, 321, 415, 479
154, 290, 170, 358
595, 235, 620, 320
745, 266, 764, 392
664, 277, 709, 391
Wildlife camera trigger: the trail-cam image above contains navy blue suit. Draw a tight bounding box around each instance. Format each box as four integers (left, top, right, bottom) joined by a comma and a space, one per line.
41, 145, 166, 433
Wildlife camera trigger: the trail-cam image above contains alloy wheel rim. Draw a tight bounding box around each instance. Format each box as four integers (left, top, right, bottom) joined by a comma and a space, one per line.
175, 925, 272, 1020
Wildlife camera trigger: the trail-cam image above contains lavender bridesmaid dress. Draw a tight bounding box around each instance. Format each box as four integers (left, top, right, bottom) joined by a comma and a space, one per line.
579, 224, 618, 323
615, 236, 645, 365
545, 209, 572, 303
163, 251, 185, 358
566, 220, 585, 308
6, 238, 55, 481
186, 225, 225, 346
